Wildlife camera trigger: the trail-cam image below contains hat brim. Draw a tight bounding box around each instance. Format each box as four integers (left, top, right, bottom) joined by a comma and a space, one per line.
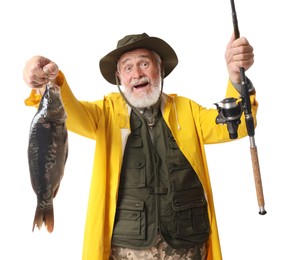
99, 36, 178, 85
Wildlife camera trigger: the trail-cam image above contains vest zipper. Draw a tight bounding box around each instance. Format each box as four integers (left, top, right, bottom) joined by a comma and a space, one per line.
148, 125, 161, 236
154, 151, 160, 235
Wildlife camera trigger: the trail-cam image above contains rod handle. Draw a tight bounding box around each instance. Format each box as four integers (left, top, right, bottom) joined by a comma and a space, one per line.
250, 146, 267, 215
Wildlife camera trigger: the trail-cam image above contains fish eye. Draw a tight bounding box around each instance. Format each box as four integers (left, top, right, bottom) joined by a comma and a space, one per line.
45, 93, 49, 98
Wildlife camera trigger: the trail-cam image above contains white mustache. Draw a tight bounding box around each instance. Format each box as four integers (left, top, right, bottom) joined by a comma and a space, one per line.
130, 77, 150, 87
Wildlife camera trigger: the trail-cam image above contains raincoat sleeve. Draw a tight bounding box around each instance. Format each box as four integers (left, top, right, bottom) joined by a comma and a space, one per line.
199, 79, 258, 144
24, 89, 42, 107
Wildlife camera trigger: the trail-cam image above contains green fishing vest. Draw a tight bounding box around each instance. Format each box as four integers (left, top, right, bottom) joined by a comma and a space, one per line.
111, 108, 210, 249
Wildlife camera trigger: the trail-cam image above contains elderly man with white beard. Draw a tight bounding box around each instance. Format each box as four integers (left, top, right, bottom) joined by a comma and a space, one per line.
23, 32, 257, 260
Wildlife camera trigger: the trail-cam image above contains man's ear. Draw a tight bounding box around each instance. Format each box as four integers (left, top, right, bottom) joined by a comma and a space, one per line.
115, 71, 121, 85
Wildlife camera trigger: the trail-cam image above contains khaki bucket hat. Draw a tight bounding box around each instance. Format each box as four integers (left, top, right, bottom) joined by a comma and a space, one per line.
99, 33, 178, 85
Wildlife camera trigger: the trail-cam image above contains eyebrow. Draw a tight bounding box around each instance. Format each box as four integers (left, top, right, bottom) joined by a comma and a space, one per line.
120, 54, 151, 65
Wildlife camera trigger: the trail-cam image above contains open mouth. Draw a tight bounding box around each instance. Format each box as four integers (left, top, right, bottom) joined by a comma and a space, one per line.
133, 82, 149, 89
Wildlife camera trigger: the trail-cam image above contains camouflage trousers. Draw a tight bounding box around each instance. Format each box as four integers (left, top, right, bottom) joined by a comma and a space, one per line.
109, 235, 208, 260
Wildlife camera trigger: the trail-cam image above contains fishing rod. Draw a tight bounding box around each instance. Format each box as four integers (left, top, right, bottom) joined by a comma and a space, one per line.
230, 0, 267, 215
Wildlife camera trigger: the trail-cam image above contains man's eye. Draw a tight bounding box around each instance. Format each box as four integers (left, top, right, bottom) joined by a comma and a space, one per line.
124, 66, 132, 72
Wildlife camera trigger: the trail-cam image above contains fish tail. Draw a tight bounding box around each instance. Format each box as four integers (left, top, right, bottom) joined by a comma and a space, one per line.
32, 206, 54, 233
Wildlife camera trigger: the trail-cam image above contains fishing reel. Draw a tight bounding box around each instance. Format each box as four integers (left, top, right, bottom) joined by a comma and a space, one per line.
214, 97, 243, 139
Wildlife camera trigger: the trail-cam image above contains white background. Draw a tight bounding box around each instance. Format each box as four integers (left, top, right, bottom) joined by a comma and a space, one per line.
1, 0, 289, 259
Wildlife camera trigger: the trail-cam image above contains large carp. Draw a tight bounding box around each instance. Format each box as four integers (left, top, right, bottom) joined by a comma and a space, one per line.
28, 82, 68, 233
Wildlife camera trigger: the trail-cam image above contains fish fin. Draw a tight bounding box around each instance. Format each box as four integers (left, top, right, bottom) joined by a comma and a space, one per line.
53, 185, 60, 198
32, 206, 54, 233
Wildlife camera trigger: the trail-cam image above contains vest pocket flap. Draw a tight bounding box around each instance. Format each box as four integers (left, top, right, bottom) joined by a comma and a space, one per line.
120, 159, 146, 188
168, 156, 190, 170
113, 198, 146, 240
117, 199, 144, 211
172, 198, 207, 211
126, 159, 145, 169
171, 197, 210, 240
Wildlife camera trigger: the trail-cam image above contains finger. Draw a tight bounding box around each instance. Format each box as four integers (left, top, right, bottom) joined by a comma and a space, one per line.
226, 33, 236, 50
231, 37, 250, 48
43, 63, 59, 80
231, 44, 254, 59
237, 59, 254, 70
232, 54, 254, 70
232, 52, 254, 62
23, 66, 49, 88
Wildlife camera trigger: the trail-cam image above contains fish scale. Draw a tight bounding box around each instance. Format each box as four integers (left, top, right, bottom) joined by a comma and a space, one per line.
28, 82, 68, 233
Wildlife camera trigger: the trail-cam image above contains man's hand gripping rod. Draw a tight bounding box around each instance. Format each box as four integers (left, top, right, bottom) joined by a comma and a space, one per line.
231, 0, 266, 215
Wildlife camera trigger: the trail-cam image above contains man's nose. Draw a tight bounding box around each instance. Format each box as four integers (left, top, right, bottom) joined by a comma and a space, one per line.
132, 66, 144, 78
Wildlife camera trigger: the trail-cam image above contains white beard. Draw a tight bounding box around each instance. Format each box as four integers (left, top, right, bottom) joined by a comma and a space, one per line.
122, 77, 162, 108
124, 86, 161, 108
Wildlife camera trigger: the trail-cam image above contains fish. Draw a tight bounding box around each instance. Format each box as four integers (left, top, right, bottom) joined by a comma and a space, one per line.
28, 82, 68, 233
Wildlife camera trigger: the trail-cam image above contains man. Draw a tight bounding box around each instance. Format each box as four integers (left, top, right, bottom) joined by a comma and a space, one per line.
23, 33, 257, 260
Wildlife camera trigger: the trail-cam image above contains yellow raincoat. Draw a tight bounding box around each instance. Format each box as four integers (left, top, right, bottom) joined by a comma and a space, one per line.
25, 71, 258, 260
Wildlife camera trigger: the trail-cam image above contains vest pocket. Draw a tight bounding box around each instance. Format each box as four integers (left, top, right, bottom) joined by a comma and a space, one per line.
120, 159, 146, 188
171, 197, 210, 240
113, 198, 146, 239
